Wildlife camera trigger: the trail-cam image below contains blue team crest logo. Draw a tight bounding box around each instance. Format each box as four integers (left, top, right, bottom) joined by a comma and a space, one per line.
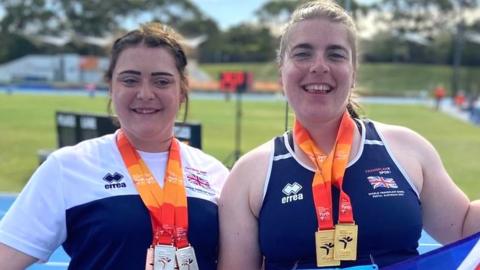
367, 176, 398, 189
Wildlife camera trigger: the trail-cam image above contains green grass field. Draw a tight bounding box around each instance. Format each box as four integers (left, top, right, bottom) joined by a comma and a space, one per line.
1, 93, 480, 199
200, 62, 480, 96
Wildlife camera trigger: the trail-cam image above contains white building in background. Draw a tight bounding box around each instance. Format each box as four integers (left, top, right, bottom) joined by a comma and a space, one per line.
0, 54, 109, 85
0, 30, 211, 86
0, 53, 210, 85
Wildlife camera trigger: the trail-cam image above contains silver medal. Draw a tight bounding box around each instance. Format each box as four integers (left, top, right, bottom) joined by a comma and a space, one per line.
176, 246, 199, 270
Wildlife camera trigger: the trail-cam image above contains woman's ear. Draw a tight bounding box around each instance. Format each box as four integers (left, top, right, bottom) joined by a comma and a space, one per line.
278, 67, 286, 96
351, 71, 356, 89
180, 88, 187, 103
108, 80, 113, 93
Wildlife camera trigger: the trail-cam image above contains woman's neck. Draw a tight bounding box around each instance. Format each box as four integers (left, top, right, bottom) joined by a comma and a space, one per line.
293, 114, 361, 168
122, 131, 173, 153
299, 115, 343, 153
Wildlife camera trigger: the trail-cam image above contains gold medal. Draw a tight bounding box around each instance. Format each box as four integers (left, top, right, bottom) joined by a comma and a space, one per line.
176, 246, 199, 270
315, 229, 341, 267
333, 223, 358, 261
145, 247, 154, 270
154, 245, 177, 270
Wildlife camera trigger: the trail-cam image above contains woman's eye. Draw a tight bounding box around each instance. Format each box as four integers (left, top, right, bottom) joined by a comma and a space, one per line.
292, 51, 311, 59
121, 77, 138, 86
329, 50, 348, 60
154, 79, 170, 87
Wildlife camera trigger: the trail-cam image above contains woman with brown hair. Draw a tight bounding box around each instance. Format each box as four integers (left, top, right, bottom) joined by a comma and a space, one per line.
0, 22, 228, 270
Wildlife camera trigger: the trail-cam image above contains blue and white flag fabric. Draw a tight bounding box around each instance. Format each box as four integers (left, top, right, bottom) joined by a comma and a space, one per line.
383, 232, 480, 270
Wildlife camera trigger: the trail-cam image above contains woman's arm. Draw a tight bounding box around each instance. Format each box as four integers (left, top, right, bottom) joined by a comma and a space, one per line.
380, 123, 479, 243
218, 143, 272, 270
417, 136, 480, 241
0, 243, 37, 270
462, 200, 480, 237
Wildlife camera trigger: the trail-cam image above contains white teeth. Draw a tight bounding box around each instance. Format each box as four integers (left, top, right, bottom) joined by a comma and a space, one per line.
304, 84, 332, 93
133, 108, 157, 114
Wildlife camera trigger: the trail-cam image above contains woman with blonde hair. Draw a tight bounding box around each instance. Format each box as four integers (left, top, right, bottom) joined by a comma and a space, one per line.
219, 1, 480, 269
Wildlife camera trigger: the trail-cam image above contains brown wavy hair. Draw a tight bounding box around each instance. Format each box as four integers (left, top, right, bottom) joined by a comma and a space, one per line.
105, 22, 189, 122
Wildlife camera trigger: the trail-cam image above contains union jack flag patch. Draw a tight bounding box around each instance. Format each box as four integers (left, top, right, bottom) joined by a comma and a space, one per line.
187, 173, 211, 189
367, 176, 398, 189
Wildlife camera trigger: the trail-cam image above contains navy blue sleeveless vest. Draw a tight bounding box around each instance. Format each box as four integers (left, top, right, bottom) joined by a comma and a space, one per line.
259, 119, 422, 269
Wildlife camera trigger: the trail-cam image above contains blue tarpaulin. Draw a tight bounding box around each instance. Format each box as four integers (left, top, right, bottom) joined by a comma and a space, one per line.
384, 232, 480, 270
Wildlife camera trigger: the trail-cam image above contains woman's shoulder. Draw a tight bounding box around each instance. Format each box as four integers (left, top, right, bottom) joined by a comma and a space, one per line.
233, 140, 273, 173
371, 120, 438, 162
179, 142, 229, 173
221, 140, 274, 217
227, 140, 274, 193
371, 120, 427, 145
51, 133, 117, 161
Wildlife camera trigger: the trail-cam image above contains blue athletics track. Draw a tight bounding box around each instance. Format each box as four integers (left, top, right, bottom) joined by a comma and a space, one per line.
0, 193, 441, 269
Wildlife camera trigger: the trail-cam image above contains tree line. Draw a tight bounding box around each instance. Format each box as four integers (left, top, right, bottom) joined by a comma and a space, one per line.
1, 0, 480, 66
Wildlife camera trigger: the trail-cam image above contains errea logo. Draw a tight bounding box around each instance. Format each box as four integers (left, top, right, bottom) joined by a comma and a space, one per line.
103, 172, 126, 189
281, 182, 304, 204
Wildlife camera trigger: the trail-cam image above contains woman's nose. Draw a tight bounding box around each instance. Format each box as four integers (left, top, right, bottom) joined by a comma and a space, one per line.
309, 55, 329, 74
137, 83, 155, 100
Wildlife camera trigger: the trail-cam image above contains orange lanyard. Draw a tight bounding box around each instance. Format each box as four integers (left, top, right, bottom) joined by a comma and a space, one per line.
116, 130, 189, 248
294, 111, 356, 230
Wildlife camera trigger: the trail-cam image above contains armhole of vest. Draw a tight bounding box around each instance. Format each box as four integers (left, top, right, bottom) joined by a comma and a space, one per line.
348, 118, 366, 167
287, 130, 294, 148
371, 120, 421, 198
262, 138, 276, 202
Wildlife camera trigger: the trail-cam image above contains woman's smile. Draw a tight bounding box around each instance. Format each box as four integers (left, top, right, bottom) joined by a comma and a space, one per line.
302, 83, 334, 94
130, 107, 162, 115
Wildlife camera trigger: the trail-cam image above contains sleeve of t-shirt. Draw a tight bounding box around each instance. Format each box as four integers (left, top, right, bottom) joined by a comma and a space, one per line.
0, 153, 67, 261
211, 160, 230, 202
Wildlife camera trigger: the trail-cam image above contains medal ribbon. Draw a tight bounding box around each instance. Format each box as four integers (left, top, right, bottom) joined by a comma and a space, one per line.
294, 111, 356, 230
116, 129, 189, 248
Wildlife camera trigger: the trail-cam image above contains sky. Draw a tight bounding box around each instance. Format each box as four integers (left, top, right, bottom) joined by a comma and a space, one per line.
191, 0, 379, 30
190, 0, 270, 30
0, 1, 380, 32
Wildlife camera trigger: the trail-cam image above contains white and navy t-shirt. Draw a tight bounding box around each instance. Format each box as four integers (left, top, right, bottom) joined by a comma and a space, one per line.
0, 132, 229, 270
